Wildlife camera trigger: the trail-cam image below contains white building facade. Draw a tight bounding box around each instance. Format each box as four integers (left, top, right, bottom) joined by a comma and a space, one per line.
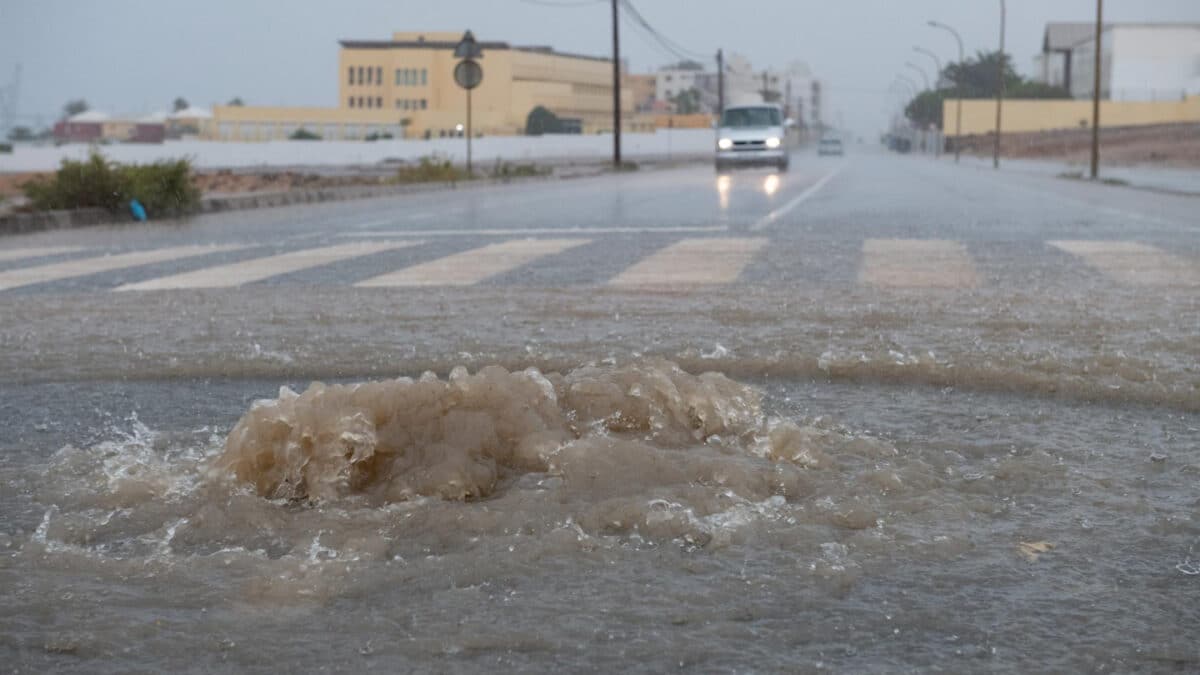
1067, 24, 1200, 101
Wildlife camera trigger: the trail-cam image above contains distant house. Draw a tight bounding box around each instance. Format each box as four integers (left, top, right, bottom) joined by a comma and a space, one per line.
52, 110, 166, 144
167, 107, 213, 138
53, 110, 108, 143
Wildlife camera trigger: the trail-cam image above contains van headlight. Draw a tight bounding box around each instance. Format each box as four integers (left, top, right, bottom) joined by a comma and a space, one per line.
717, 138, 733, 150
765, 136, 782, 149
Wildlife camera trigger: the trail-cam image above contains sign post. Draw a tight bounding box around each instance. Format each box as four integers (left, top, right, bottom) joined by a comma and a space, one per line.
453, 31, 483, 175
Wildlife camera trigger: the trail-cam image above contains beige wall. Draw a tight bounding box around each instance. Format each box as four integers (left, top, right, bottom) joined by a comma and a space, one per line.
944, 95, 1200, 136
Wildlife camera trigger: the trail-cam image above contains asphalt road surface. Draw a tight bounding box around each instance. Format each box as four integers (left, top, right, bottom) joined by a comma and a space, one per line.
2, 146, 1198, 673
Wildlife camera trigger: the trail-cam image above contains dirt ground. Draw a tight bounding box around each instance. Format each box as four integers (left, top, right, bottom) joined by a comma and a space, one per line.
191, 170, 393, 196
958, 122, 1200, 167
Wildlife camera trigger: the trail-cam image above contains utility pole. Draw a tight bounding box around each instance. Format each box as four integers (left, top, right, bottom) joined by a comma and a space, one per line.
611, 0, 621, 167
993, 0, 1006, 169
1090, 0, 1103, 180
716, 49, 724, 114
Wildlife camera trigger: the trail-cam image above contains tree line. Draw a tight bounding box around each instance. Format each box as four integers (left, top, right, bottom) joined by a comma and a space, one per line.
905, 50, 1069, 129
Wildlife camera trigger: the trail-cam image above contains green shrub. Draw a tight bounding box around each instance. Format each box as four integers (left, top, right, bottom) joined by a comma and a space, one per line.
0, 142, 12, 154
394, 156, 470, 183
22, 151, 200, 216
119, 158, 200, 216
289, 128, 322, 140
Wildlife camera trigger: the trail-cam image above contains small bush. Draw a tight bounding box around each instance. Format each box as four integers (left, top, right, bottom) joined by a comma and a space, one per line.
22, 151, 200, 216
0, 142, 12, 154
364, 132, 394, 142
394, 156, 470, 183
289, 128, 322, 141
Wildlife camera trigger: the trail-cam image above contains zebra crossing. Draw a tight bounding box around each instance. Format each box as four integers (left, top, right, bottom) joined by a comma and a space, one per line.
0, 237, 1196, 293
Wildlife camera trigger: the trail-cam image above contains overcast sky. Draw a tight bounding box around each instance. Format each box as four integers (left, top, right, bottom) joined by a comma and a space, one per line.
4, 0, 1198, 135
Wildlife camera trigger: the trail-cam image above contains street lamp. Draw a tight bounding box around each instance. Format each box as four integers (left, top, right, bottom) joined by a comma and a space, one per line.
896, 74, 920, 99
928, 19, 964, 162
905, 62, 930, 90
913, 47, 943, 87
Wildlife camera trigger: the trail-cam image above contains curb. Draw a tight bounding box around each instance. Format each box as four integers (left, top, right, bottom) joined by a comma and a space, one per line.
0, 155, 709, 237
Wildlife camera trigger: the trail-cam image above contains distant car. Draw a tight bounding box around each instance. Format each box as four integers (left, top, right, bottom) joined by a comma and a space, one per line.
818, 136, 844, 156
715, 104, 789, 172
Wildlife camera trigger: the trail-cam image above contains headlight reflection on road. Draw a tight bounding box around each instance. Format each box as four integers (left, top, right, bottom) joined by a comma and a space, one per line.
762, 174, 780, 196
716, 174, 731, 209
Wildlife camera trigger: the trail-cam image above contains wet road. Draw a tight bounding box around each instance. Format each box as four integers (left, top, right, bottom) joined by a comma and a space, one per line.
2, 146, 1199, 673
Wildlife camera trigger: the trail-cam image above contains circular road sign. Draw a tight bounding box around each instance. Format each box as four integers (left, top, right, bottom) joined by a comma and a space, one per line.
454, 59, 483, 90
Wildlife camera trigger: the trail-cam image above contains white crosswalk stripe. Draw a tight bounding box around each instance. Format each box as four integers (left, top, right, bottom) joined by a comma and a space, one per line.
608, 237, 766, 288
0, 246, 87, 263
1049, 240, 1200, 286
858, 239, 979, 289
0, 245, 246, 292
356, 238, 588, 287
114, 241, 417, 291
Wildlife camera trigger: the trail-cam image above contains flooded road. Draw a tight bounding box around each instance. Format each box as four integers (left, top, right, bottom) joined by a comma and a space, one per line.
1, 150, 1198, 672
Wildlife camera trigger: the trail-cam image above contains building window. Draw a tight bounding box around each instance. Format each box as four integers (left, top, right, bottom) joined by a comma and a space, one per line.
421, 69, 427, 85
349, 97, 355, 108
395, 99, 402, 109
395, 69, 402, 85
348, 66, 354, 85
357, 67, 364, 85
420, 99, 427, 110
376, 67, 382, 85
376, 97, 382, 108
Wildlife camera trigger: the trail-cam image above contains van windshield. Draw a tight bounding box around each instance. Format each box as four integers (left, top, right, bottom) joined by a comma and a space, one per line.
720, 107, 781, 128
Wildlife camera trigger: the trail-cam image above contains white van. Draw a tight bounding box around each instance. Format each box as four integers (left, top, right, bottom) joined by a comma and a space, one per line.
715, 104, 789, 172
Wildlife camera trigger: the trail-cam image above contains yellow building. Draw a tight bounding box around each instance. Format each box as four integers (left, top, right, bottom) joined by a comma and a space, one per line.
210, 31, 632, 141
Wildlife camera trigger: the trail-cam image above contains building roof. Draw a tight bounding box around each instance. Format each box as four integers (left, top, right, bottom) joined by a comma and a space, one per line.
1043, 23, 1099, 52
170, 107, 212, 119
68, 110, 110, 123
338, 38, 611, 63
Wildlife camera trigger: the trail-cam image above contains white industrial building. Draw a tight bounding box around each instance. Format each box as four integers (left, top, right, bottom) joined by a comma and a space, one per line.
1034, 23, 1200, 101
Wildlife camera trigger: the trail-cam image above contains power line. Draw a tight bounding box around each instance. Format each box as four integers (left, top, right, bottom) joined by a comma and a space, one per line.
620, 11, 688, 64
619, 0, 708, 63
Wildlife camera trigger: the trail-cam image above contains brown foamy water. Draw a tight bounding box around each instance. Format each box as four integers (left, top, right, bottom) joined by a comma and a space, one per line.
3, 360, 1197, 672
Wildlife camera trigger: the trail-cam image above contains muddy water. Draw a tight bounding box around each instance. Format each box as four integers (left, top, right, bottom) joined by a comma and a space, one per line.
2, 357, 1198, 673
1, 269, 1198, 671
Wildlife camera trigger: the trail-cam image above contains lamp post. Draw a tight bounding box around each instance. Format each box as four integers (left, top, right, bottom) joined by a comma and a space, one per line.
928, 20, 964, 162
905, 62, 930, 91
913, 47, 943, 87
897, 74, 924, 152
453, 30, 483, 175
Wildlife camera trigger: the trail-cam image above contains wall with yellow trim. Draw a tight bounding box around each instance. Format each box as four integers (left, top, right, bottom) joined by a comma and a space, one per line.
943, 96, 1200, 136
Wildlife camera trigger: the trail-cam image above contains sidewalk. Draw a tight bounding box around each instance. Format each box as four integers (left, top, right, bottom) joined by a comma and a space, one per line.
953, 154, 1200, 196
